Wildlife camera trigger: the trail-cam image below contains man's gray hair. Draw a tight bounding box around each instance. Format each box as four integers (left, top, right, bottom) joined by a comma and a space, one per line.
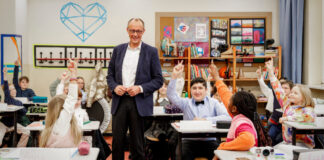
127, 18, 145, 29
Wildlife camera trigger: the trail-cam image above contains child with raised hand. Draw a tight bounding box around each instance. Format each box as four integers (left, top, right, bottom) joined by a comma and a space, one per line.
265, 58, 316, 148
167, 61, 231, 160
13, 59, 36, 101
155, 79, 170, 106
40, 59, 82, 148
209, 63, 271, 151
76, 76, 88, 105
0, 68, 30, 147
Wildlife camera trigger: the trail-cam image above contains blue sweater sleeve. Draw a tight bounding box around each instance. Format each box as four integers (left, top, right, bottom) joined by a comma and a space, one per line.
13, 65, 20, 91
3, 80, 26, 115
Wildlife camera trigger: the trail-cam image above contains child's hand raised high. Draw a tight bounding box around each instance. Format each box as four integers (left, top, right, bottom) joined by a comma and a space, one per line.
14, 59, 21, 66
265, 58, 274, 78
171, 60, 184, 79
67, 59, 78, 77
208, 63, 221, 81
3, 67, 8, 80
60, 71, 70, 82
256, 66, 262, 79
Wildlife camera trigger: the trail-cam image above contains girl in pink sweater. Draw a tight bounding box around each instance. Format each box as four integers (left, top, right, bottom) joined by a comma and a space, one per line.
210, 64, 271, 150
40, 60, 82, 148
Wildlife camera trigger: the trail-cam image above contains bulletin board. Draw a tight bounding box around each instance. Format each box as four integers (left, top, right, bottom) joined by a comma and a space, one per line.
1, 34, 23, 84
33, 44, 114, 69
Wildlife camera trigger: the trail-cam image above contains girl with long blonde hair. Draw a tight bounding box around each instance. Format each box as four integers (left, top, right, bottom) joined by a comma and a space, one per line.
265, 58, 316, 148
40, 60, 82, 147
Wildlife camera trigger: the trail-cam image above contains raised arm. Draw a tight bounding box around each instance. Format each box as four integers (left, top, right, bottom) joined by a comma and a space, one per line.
209, 64, 233, 117
52, 60, 79, 136
167, 61, 188, 111
265, 59, 289, 110
13, 60, 20, 90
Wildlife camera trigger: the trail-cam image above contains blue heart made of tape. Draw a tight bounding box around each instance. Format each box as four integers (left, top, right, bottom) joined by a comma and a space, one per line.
60, 2, 107, 42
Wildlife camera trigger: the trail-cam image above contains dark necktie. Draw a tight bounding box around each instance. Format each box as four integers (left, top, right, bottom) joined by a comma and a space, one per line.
195, 101, 204, 106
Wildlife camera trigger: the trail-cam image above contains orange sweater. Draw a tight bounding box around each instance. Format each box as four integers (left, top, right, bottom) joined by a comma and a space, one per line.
215, 80, 256, 151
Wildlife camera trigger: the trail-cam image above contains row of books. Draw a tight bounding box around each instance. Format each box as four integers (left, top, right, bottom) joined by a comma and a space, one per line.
190, 64, 210, 79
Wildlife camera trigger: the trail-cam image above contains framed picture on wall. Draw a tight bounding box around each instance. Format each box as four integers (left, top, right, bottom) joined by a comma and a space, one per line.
229, 18, 266, 45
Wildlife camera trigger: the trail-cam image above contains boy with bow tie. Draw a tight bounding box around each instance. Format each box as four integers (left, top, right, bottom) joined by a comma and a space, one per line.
167, 61, 231, 160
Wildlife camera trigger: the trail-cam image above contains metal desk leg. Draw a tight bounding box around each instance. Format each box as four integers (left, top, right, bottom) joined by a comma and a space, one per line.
177, 133, 182, 160
292, 128, 296, 145
13, 112, 18, 147
92, 131, 96, 147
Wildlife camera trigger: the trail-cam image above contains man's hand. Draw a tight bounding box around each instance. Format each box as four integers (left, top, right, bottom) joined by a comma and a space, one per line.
127, 85, 141, 97
114, 85, 127, 96
171, 60, 184, 79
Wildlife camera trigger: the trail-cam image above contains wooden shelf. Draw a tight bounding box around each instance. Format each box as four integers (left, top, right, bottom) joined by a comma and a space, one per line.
160, 57, 188, 60
222, 78, 271, 82
190, 57, 234, 60
236, 55, 277, 59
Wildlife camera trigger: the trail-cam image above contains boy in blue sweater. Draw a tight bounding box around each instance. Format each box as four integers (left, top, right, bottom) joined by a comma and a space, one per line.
0, 68, 30, 147
13, 60, 36, 101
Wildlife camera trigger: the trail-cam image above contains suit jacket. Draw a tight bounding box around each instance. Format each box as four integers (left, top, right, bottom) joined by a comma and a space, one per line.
107, 42, 163, 117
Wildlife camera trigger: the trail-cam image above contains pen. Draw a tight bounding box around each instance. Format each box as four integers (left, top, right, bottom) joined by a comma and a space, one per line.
71, 149, 78, 158
83, 121, 91, 125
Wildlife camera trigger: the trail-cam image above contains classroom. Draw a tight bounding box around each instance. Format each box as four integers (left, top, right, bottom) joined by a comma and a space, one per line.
0, 0, 324, 159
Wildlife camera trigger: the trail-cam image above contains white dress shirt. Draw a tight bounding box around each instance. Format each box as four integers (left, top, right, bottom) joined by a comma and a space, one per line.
122, 42, 141, 88
258, 77, 274, 112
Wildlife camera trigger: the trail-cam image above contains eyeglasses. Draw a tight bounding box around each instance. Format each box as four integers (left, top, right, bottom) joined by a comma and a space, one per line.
128, 29, 144, 34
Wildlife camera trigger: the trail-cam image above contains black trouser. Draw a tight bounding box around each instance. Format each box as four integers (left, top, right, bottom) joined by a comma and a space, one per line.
180, 140, 219, 160
112, 96, 145, 160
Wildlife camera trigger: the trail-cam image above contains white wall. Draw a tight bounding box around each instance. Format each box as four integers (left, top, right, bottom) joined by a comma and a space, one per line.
20, 0, 280, 97
303, 0, 322, 85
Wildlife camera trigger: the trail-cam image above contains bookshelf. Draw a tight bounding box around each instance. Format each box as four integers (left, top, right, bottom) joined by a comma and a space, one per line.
155, 12, 279, 97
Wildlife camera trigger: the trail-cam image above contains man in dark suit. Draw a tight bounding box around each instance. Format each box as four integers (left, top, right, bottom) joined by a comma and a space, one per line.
107, 18, 163, 160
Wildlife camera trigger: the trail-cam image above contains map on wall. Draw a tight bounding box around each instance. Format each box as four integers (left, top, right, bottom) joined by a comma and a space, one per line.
60, 2, 107, 42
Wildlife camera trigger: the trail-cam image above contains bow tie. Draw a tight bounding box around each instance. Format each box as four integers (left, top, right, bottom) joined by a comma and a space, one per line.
195, 101, 204, 105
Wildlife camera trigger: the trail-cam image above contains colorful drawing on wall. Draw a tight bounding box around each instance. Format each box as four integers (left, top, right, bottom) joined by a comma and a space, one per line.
254, 19, 265, 27
60, 2, 107, 42
230, 20, 241, 27
253, 28, 265, 44
174, 17, 209, 42
231, 28, 241, 36
177, 23, 189, 34
242, 36, 253, 44
163, 26, 172, 38
1, 34, 22, 84
242, 28, 253, 36
231, 36, 242, 44
242, 20, 253, 28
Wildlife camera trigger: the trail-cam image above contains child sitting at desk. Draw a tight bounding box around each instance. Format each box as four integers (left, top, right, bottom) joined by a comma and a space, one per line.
265, 59, 316, 148
167, 62, 231, 160
0, 68, 30, 147
13, 59, 36, 101
209, 63, 271, 151
40, 60, 82, 148
55, 71, 89, 128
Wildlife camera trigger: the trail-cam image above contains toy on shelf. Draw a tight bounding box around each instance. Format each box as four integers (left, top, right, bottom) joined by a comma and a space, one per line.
178, 43, 185, 57
161, 37, 177, 56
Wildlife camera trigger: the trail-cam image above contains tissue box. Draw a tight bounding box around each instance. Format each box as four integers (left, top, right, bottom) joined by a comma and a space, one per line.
32, 96, 48, 103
